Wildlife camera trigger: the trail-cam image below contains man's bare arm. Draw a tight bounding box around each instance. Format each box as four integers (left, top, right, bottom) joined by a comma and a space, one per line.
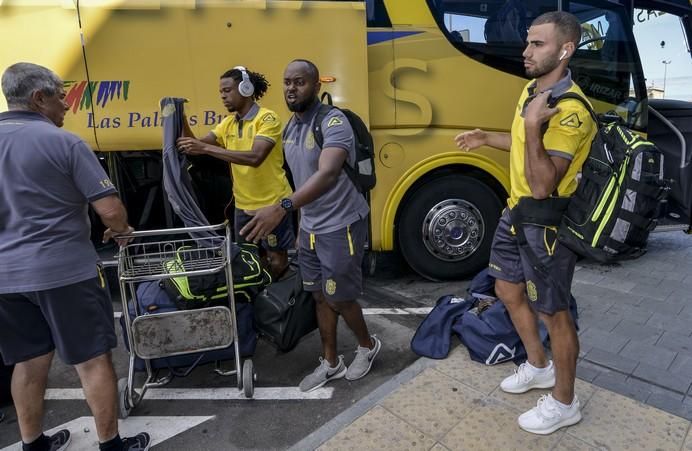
91, 194, 134, 244
194, 138, 276, 168
523, 91, 570, 199
455, 129, 511, 152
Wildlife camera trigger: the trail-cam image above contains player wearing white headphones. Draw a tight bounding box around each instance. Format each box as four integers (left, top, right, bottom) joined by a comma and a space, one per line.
177, 67, 294, 278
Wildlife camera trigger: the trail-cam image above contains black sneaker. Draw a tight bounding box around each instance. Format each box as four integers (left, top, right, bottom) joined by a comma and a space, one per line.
122, 432, 151, 451
47, 429, 71, 451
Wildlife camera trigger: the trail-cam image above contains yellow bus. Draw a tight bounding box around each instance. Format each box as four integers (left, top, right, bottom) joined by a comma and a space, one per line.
1, 0, 691, 280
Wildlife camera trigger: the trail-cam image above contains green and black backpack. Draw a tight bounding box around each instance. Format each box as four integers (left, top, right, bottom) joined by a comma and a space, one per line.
163, 242, 271, 309
553, 93, 669, 262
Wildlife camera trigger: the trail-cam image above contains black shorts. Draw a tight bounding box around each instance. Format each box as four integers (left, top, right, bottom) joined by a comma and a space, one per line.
298, 217, 367, 302
488, 209, 577, 315
0, 267, 117, 365
234, 208, 295, 252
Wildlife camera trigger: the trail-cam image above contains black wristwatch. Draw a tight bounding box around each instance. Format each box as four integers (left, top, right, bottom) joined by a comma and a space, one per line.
280, 198, 294, 212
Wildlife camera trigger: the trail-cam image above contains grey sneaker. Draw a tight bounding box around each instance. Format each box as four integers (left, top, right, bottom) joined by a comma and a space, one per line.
345, 335, 381, 381
299, 356, 347, 392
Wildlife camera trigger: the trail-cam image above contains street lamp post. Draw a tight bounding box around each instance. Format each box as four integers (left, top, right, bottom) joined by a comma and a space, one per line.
662, 60, 671, 99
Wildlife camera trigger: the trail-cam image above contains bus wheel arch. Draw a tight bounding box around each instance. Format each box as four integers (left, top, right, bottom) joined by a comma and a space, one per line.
395, 166, 506, 281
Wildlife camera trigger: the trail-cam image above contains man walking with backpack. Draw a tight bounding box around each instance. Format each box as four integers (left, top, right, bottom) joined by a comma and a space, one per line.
241, 59, 381, 392
455, 12, 596, 434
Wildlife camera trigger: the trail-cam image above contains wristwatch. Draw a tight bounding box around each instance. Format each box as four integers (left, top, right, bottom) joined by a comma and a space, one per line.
280, 198, 294, 212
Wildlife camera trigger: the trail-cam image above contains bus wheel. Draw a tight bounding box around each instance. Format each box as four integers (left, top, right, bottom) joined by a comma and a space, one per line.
398, 175, 503, 280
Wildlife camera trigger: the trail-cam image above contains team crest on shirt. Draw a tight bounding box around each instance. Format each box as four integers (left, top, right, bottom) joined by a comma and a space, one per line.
326, 279, 337, 295
327, 117, 343, 128
526, 280, 538, 302
262, 113, 276, 123
560, 113, 583, 128
305, 131, 316, 149
266, 234, 277, 247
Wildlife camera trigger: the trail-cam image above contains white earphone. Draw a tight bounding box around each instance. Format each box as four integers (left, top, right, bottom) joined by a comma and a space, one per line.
234, 66, 255, 98
559, 50, 568, 61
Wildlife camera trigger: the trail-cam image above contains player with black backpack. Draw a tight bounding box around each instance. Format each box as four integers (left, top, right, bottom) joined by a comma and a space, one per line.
455, 12, 595, 435
241, 59, 381, 393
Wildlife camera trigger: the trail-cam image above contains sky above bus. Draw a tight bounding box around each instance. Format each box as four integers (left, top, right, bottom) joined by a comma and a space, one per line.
633, 10, 692, 101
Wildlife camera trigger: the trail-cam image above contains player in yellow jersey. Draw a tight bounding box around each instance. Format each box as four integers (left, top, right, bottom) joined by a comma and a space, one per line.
178, 67, 294, 278
455, 12, 596, 435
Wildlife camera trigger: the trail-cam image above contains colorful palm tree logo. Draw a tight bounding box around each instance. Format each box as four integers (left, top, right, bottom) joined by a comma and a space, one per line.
64, 80, 130, 113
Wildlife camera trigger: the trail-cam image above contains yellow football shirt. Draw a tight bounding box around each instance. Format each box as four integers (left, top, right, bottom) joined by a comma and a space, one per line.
508, 80, 596, 208
211, 104, 292, 210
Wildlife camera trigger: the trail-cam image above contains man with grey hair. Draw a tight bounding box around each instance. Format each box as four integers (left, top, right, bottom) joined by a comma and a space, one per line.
455, 11, 595, 434
0, 63, 150, 451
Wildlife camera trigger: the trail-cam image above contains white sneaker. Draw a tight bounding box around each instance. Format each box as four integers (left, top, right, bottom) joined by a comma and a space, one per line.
500, 361, 555, 394
518, 394, 582, 435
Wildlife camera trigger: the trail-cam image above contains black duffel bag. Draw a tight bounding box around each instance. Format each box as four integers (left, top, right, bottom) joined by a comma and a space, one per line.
254, 265, 317, 352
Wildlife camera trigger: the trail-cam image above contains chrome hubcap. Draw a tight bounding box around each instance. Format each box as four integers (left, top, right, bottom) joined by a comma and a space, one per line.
421, 199, 484, 262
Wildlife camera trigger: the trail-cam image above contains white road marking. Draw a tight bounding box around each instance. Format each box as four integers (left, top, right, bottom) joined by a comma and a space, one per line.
44, 387, 333, 401
1, 416, 213, 451
114, 307, 431, 320
361, 307, 432, 315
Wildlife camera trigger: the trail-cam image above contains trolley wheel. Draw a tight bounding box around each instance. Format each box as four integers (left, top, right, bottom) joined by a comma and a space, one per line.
117, 377, 132, 419
242, 360, 254, 399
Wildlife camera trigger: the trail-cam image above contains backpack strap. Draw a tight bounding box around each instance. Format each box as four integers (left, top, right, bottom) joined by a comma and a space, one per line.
312, 97, 361, 191
312, 103, 334, 150
320, 91, 334, 106
548, 92, 600, 125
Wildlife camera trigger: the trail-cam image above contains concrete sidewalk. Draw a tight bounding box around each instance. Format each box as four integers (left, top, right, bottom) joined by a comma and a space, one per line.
304, 347, 692, 451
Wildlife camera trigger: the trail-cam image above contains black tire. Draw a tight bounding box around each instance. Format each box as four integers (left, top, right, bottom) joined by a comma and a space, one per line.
117, 377, 132, 419
398, 175, 503, 280
242, 360, 254, 399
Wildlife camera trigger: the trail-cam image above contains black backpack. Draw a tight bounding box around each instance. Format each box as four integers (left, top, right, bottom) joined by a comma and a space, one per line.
312, 92, 376, 193
553, 93, 669, 262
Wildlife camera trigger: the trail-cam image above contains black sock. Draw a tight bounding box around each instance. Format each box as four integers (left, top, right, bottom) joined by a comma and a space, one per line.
22, 434, 49, 451
99, 434, 124, 451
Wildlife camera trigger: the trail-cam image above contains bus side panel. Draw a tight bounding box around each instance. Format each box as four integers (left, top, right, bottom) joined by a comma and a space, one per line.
77, 2, 368, 151
0, 4, 89, 142
76, 5, 196, 151
392, 29, 524, 131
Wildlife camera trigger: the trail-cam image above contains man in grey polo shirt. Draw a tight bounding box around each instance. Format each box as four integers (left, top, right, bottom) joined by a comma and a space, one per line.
241, 59, 381, 392
0, 63, 150, 451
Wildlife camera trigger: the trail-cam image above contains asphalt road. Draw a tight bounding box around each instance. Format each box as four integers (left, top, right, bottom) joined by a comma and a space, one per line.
0, 252, 466, 451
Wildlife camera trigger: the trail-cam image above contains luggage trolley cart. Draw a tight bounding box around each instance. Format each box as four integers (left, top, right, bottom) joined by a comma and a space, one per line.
116, 223, 255, 418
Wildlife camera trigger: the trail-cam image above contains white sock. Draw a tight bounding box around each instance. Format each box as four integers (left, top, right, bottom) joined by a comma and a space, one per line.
552, 396, 575, 410
527, 360, 551, 374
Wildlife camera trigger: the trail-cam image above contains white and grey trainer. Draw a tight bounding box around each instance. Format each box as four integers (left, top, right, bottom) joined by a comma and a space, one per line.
345, 335, 382, 381
518, 394, 582, 435
500, 360, 555, 394
299, 356, 347, 392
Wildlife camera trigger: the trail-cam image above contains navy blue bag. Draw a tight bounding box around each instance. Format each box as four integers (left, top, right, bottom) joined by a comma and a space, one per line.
454, 300, 549, 365
410, 294, 474, 359
120, 281, 257, 373
411, 269, 578, 364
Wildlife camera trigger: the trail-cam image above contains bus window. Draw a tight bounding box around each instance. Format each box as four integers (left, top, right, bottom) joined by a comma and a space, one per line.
428, 1, 558, 80
567, 1, 647, 130
366, 0, 392, 27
